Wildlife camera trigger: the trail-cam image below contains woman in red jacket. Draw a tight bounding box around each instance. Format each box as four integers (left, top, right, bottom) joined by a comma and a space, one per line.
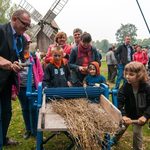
133, 45, 148, 66
44, 32, 71, 64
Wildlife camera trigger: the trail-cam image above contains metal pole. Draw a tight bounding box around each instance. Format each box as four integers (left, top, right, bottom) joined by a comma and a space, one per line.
136, 0, 150, 35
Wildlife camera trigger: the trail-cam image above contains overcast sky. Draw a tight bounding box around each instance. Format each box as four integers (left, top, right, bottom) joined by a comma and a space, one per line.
12, 0, 150, 43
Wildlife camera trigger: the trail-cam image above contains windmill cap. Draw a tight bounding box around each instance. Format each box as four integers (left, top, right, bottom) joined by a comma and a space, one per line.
23, 33, 31, 42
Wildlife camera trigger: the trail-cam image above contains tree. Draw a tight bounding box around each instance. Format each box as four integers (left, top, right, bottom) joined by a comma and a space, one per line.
67, 35, 74, 44
115, 23, 137, 44
142, 38, 150, 47
95, 40, 101, 50
0, 0, 18, 24
136, 38, 150, 47
100, 39, 110, 52
0, 0, 10, 23
8, 3, 18, 20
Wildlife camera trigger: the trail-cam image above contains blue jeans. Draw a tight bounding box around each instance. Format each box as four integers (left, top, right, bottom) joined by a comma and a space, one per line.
18, 87, 37, 135
115, 64, 125, 89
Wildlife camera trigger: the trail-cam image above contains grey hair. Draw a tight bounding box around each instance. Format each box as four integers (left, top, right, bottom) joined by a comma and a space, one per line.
12, 9, 30, 19
73, 28, 83, 35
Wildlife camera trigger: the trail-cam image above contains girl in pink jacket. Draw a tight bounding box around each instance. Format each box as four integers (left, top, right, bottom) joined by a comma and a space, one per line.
12, 34, 43, 139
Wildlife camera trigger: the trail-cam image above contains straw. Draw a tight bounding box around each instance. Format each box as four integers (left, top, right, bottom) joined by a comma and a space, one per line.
51, 98, 119, 149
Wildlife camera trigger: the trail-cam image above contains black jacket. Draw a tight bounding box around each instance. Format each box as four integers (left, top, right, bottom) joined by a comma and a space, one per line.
42, 62, 71, 88
115, 44, 134, 65
0, 23, 26, 91
118, 82, 150, 119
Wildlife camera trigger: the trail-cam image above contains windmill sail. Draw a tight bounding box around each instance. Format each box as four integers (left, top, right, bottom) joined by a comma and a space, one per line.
40, 0, 69, 38
18, 0, 69, 39
18, 0, 43, 22
43, 0, 69, 22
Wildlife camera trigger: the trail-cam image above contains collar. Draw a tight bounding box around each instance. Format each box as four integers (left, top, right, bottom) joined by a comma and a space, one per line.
125, 43, 130, 47
10, 23, 16, 36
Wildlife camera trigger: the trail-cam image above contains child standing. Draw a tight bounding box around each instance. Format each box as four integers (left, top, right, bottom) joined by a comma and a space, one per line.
43, 45, 72, 88
116, 61, 150, 150
18, 34, 43, 139
83, 61, 106, 87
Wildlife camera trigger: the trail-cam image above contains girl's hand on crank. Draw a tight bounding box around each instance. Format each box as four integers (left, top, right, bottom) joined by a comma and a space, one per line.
138, 116, 147, 125
122, 116, 132, 125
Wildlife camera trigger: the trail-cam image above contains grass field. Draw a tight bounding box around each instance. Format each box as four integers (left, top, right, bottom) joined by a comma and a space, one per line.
4, 61, 150, 150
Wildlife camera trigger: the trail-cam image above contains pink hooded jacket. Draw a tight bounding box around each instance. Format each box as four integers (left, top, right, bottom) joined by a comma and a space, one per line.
30, 55, 44, 89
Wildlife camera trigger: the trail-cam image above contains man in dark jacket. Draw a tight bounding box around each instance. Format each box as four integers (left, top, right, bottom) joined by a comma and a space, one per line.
0, 9, 31, 148
114, 36, 134, 89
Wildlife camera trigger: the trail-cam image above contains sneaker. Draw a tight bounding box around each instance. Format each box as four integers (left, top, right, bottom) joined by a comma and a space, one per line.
23, 131, 31, 139
3, 137, 18, 146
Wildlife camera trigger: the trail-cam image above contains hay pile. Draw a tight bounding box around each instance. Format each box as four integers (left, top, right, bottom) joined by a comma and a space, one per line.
51, 98, 119, 150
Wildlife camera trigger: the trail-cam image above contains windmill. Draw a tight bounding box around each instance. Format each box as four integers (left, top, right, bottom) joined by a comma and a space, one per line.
18, 0, 69, 52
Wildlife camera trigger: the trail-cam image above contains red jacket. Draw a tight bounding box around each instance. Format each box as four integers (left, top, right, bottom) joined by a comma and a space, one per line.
45, 44, 72, 63
133, 51, 148, 65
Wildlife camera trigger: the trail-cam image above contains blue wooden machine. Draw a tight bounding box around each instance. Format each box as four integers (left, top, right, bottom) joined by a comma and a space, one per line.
26, 64, 120, 150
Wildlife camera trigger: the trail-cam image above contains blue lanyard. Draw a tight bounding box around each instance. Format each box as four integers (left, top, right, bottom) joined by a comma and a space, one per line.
13, 36, 23, 58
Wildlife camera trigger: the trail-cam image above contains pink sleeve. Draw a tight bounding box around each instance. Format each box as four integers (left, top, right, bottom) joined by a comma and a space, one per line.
45, 45, 53, 63
36, 57, 44, 81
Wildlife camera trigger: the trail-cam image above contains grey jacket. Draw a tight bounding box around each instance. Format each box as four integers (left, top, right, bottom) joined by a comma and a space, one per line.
106, 50, 117, 65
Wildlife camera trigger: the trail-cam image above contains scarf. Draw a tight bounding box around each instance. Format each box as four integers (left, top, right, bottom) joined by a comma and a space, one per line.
77, 43, 92, 66
50, 58, 67, 68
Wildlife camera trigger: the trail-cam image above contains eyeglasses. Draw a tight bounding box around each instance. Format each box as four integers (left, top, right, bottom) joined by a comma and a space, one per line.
53, 54, 61, 58
17, 17, 31, 28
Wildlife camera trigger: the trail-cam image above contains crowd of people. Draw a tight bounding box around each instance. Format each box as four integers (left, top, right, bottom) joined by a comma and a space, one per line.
0, 9, 150, 150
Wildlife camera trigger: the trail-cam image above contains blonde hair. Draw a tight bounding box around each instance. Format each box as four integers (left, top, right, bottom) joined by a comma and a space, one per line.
124, 61, 148, 83
51, 45, 63, 54
55, 32, 67, 43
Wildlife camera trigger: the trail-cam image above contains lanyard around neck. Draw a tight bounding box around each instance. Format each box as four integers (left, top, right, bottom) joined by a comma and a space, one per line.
13, 35, 23, 58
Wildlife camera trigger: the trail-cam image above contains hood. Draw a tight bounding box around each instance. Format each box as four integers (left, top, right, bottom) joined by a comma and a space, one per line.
89, 61, 100, 75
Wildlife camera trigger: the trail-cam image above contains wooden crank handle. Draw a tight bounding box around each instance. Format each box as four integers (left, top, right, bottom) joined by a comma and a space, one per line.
132, 120, 139, 124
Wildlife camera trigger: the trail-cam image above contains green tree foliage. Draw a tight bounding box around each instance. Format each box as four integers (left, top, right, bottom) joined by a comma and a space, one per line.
99, 39, 110, 52
8, 3, 18, 20
67, 35, 74, 44
115, 23, 137, 44
142, 38, 150, 47
136, 38, 150, 47
92, 40, 111, 53
95, 40, 101, 49
0, 0, 17, 24
0, 0, 10, 23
